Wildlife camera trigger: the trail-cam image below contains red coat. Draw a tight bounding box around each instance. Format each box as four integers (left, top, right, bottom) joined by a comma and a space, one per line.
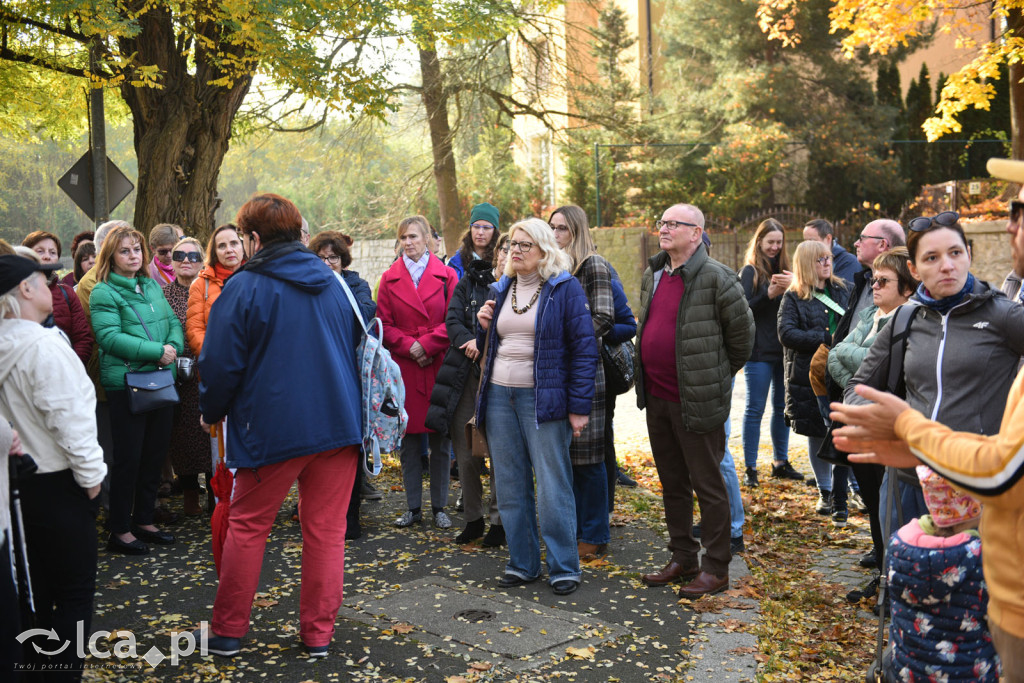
377, 255, 459, 434
50, 279, 94, 365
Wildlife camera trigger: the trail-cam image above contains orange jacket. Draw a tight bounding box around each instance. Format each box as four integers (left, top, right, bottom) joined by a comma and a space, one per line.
894, 365, 1024, 638
186, 266, 225, 357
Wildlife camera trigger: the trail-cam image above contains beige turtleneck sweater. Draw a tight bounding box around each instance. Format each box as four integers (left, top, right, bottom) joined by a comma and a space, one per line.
491, 270, 542, 388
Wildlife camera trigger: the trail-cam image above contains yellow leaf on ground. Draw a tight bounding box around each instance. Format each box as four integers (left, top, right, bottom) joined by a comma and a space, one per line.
566, 646, 596, 660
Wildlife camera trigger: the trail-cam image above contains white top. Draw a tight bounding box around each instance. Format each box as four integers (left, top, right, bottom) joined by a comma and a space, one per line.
402, 251, 431, 287
0, 319, 107, 489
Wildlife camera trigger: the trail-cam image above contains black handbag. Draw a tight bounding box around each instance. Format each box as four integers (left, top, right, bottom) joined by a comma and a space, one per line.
121, 300, 180, 414
602, 339, 636, 395
125, 367, 179, 414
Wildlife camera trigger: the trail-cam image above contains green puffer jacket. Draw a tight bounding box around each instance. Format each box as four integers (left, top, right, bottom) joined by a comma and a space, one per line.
90, 272, 185, 392
635, 245, 754, 433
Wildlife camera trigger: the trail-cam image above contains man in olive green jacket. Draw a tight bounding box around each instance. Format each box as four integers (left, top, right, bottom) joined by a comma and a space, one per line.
636, 203, 754, 598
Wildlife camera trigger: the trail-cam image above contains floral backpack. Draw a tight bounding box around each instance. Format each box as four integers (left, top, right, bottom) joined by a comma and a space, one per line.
336, 273, 408, 476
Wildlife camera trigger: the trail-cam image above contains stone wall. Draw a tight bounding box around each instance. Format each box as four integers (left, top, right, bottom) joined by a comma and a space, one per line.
349, 238, 398, 291
962, 221, 1014, 287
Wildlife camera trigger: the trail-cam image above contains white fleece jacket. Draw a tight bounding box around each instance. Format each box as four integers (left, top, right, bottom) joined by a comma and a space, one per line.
0, 318, 106, 489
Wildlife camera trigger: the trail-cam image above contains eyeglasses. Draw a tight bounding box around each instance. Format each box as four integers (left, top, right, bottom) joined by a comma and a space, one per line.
469, 223, 495, 231
870, 276, 893, 288
499, 245, 510, 254
320, 254, 341, 265
550, 224, 569, 233
858, 233, 886, 242
1010, 200, 1024, 225
172, 251, 202, 263
816, 256, 832, 265
509, 240, 534, 254
655, 219, 700, 231
908, 211, 959, 233
156, 247, 173, 256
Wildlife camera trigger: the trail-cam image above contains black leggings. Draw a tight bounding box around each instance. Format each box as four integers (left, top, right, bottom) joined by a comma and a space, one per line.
850, 461, 885, 564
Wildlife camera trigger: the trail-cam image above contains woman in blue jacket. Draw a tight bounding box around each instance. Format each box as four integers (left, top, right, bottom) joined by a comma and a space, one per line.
196, 194, 363, 659
476, 218, 598, 597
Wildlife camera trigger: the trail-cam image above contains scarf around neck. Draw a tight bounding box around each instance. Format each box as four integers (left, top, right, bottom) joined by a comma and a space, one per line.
914, 272, 975, 315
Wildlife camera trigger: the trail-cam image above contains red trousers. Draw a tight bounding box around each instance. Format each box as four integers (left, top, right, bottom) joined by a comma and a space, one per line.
212, 446, 358, 647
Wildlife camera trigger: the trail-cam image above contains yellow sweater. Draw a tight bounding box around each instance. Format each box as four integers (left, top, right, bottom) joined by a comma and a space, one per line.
894, 365, 1024, 638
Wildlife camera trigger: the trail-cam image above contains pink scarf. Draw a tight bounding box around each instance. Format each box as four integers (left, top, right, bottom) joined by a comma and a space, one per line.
152, 257, 175, 283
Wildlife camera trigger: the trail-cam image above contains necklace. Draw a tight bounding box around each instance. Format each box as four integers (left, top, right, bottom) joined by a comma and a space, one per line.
510, 278, 541, 314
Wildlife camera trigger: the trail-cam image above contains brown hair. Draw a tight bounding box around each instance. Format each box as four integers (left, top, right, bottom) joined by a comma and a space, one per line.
906, 222, 969, 264
309, 231, 354, 269
21, 230, 62, 258
70, 231, 95, 257
95, 225, 149, 282
742, 218, 790, 288
458, 224, 499, 267
149, 223, 181, 248
73, 241, 97, 281
236, 193, 302, 246
205, 223, 242, 267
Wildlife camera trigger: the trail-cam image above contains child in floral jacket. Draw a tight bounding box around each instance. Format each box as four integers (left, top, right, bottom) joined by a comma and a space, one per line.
884, 466, 1000, 681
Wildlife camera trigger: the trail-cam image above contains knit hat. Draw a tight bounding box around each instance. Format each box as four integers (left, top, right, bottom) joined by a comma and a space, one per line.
917, 465, 981, 528
469, 203, 500, 229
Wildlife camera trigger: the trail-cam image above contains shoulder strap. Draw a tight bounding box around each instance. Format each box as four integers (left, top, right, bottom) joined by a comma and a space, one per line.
884, 303, 919, 396
334, 271, 369, 332
812, 291, 846, 316
204, 278, 209, 301
57, 282, 72, 308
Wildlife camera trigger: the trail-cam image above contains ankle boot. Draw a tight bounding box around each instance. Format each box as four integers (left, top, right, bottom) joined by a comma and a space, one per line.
456, 517, 485, 544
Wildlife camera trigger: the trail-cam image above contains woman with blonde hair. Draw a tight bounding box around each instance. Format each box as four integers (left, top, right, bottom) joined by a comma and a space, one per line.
90, 224, 185, 554
739, 219, 796, 485
476, 218, 598, 596
548, 205, 616, 560
377, 215, 460, 529
777, 240, 848, 514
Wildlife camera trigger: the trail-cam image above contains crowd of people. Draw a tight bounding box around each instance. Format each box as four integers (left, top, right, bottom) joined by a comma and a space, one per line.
2, 158, 1024, 679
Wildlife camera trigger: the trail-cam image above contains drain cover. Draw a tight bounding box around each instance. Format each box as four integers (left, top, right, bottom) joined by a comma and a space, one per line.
454, 609, 496, 623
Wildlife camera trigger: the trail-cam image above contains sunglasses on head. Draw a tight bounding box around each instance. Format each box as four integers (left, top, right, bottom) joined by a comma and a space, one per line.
908, 211, 959, 233
172, 251, 202, 263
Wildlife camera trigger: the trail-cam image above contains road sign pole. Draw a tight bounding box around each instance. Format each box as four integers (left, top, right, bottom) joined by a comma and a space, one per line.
89, 40, 109, 226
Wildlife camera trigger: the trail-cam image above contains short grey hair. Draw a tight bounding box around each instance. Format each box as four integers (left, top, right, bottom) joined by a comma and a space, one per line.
96, 220, 130, 248
504, 218, 572, 281
670, 203, 706, 229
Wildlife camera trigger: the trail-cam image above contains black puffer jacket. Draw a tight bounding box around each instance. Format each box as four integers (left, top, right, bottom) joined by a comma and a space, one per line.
425, 260, 495, 436
777, 283, 849, 437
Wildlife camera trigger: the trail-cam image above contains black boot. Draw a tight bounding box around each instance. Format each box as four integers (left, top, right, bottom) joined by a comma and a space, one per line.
455, 517, 485, 544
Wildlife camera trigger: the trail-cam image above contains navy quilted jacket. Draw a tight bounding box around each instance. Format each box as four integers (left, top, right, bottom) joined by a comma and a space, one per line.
886, 521, 1000, 681
475, 270, 598, 428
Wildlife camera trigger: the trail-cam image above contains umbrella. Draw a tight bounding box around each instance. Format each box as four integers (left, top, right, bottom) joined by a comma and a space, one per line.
209, 422, 233, 575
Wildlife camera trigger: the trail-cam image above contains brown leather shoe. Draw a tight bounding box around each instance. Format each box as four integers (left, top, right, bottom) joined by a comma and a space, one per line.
677, 572, 729, 598
578, 542, 608, 560
641, 561, 699, 587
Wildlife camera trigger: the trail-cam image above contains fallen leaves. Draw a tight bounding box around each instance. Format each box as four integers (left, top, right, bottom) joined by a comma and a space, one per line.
566, 645, 596, 660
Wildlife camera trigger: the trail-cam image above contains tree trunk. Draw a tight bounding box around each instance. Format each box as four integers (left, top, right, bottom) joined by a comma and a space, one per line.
1011, 8, 1024, 160
117, 7, 251, 242
419, 43, 462, 256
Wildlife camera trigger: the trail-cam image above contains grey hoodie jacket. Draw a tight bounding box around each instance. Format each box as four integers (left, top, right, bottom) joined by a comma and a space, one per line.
845, 279, 1024, 435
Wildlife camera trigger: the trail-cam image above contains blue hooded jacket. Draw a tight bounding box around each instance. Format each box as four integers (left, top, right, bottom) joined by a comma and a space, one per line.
606, 266, 637, 346
475, 270, 598, 428
198, 242, 362, 469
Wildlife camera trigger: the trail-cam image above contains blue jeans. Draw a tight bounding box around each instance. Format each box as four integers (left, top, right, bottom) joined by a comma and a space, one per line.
573, 463, 610, 545
808, 396, 849, 509
721, 417, 745, 538
743, 361, 789, 468
486, 384, 581, 585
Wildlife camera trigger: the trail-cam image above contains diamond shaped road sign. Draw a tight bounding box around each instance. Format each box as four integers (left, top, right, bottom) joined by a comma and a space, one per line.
57, 150, 134, 222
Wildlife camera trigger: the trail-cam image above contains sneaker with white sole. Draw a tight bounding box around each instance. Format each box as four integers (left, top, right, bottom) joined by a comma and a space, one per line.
433, 510, 452, 529
305, 644, 328, 658
832, 509, 848, 527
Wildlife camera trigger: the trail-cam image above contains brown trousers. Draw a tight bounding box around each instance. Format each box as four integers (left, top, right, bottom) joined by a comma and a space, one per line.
645, 395, 731, 577
990, 619, 1024, 682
